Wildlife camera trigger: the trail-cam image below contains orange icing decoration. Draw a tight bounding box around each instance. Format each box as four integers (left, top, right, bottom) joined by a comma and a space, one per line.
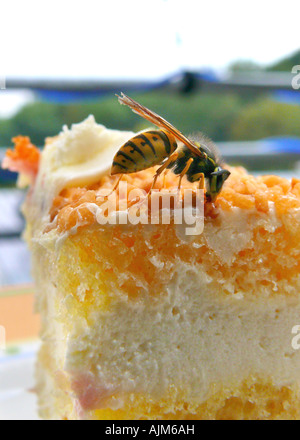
2, 136, 40, 180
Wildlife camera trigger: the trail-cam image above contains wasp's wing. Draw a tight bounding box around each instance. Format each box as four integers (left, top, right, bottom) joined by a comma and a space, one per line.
116, 93, 205, 158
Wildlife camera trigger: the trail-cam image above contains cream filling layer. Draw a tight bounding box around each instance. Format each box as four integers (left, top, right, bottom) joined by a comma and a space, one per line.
56, 260, 300, 411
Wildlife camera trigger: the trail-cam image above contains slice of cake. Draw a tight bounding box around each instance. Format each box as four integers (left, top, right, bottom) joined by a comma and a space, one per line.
2, 114, 300, 420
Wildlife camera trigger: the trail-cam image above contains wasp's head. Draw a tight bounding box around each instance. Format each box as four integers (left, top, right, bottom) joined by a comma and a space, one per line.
206, 167, 230, 202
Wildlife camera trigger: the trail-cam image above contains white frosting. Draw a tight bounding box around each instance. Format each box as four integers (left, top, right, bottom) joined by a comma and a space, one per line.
30, 115, 134, 223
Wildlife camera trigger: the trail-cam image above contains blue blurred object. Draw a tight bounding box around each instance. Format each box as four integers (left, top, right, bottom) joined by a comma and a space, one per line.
0, 168, 18, 183
0, 149, 18, 183
7, 69, 300, 102
33, 72, 182, 103
262, 136, 300, 153
34, 89, 110, 103
272, 90, 300, 105
24, 70, 220, 104
195, 69, 219, 83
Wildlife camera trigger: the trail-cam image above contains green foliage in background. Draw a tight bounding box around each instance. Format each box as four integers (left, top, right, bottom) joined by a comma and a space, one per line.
230, 99, 300, 140
1, 91, 300, 147
0, 49, 300, 147
267, 49, 300, 71
0, 92, 245, 146
228, 60, 263, 72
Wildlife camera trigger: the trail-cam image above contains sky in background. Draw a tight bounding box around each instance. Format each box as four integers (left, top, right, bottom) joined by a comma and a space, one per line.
0, 0, 299, 115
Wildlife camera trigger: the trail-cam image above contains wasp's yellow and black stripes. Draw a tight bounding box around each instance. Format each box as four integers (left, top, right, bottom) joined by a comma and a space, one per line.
111, 130, 177, 175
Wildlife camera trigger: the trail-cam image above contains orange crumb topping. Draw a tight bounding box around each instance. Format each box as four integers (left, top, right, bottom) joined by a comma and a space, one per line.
2, 136, 40, 178
47, 166, 300, 233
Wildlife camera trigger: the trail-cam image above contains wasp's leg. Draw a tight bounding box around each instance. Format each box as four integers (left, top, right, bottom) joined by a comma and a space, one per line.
98, 174, 124, 199
198, 173, 205, 190
177, 158, 194, 191
149, 152, 179, 193
191, 172, 205, 190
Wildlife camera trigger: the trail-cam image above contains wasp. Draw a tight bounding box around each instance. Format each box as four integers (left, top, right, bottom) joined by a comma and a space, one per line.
110, 93, 230, 202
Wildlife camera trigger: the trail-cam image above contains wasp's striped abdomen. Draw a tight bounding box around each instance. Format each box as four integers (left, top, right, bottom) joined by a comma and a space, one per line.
111, 130, 177, 175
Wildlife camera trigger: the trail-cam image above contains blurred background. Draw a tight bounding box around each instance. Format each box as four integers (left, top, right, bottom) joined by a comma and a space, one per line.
0, 0, 300, 287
